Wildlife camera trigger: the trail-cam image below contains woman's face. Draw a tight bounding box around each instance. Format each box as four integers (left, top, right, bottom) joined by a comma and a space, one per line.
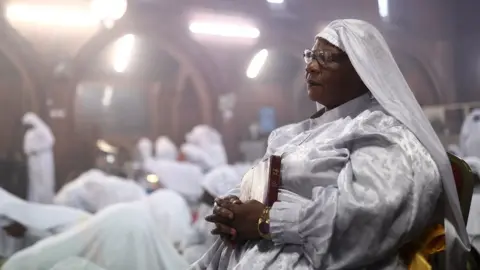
305, 38, 364, 109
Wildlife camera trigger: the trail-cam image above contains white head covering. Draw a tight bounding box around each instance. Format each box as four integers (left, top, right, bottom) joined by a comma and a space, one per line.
146, 189, 192, 246
182, 125, 228, 171
136, 138, 153, 162
146, 160, 203, 203
2, 202, 189, 270
54, 169, 146, 213
202, 165, 242, 198
22, 112, 55, 154
460, 110, 480, 159
447, 144, 463, 157
155, 136, 178, 160
316, 19, 468, 267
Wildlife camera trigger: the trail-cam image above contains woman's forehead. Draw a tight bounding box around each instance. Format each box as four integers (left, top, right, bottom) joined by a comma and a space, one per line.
313, 37, 341, 52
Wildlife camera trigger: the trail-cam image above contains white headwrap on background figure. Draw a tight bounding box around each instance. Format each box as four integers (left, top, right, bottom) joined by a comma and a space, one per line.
0, 188, 90, 258
155, 136, 178, 160
460, 109, 480, 159
202, 165, 242, 198
22, 112, 55, 204
182, 125, 228, 171
54, 169, 146, 213
145, 160, 203, 204
2, 202, 189, 270
136, 137, 153, 162
317, 19, 469, 268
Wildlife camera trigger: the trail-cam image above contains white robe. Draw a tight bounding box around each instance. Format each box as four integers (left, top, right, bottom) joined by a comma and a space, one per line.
147, 189, 193, 246
191, 94, 441, 269
22, 113, 55, 204
2, 201, 189, 270
0, 188, 90, 258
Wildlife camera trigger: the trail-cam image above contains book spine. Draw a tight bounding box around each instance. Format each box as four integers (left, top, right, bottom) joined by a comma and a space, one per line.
266, 155, 282, 206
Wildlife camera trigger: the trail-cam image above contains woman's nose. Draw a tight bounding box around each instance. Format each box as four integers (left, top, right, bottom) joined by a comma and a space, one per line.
305, 60, 320, 74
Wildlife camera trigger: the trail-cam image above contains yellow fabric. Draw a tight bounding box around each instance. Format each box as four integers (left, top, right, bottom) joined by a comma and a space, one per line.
408, 224, 446, 270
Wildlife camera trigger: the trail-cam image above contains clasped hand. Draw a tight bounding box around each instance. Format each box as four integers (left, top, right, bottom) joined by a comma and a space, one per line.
205, 195, 266, 245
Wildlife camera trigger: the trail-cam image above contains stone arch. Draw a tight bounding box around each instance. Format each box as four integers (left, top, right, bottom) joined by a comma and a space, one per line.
393, 51, 440, 105
71, 21, 223, 137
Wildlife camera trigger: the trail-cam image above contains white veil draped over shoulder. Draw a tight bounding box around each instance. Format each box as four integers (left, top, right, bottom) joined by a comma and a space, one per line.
316, 19, 469, 268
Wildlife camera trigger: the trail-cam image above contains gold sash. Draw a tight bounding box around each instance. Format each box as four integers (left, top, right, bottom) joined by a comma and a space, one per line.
408, 224, 446, 270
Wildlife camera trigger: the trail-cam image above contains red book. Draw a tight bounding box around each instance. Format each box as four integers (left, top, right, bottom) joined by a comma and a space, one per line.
239, 155, 282, 207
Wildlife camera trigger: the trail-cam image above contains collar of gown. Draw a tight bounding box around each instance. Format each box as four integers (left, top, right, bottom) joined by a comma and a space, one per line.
309, 93, 376, 127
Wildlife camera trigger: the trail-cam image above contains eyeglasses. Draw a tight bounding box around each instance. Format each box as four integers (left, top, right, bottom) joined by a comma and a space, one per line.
303, 49, 347, 66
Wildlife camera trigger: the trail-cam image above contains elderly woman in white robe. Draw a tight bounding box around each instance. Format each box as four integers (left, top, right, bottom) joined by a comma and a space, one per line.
22, 113, 55, 204
181, 125, 228, 172
181, 165, 242, 263
54, 169, 146, 213
192, 19, 469, 270
2, 200, 189, 270
0, 188, 90, 259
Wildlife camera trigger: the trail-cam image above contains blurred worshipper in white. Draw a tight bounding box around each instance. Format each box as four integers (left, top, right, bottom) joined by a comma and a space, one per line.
142, 136, 203, 206
135, 137, 154, 170
466, 157, 480, 252
460, 109, 480, 159
0, 188, 90, 259
180, 125, 228, 172
155, 136, 178, 161
144, 158, 203, 207
54, 169, 146, 213
22, 113, 55, 204
180, 165, 242, 263
2, 200, 189, 270
147, 188, 192, 248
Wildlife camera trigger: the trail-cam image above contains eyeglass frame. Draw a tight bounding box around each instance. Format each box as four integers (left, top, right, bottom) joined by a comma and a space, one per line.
303, 49, 348, 66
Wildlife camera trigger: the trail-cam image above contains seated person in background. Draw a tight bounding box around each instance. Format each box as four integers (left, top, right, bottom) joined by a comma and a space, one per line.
180, 165, 242, 263
54, 169, 146, 213
192, 19, 469, 270
0, 188, 90, 259
466, 157, 480, 252
2, 201, 189, 270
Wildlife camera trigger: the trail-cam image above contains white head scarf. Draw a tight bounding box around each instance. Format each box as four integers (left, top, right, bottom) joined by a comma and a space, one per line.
136, 138, 153, 162
54, 169, 146, 213
155, 136, 178, 160
2, 202, 189, 270
317, 19, 468, 267
22, 112, 55, 154
460, 110, 480, 159
146, 160, 203, 203
182, 125, 228, 171
146, 189, 192, 246
202, 165, 242, 198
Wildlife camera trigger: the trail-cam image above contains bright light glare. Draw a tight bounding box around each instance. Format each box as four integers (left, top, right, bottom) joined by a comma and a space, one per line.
5, 4, 98, 27
113, 34, 135, 73
146, 174, 159, 184
267, 0, 284, 3
246, 49, 268, 79
90, 0, 127, 21
189, 21, 260, 39
106, 154, 115, 164
378, 0, 389, 18
102, 86, 113, 107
